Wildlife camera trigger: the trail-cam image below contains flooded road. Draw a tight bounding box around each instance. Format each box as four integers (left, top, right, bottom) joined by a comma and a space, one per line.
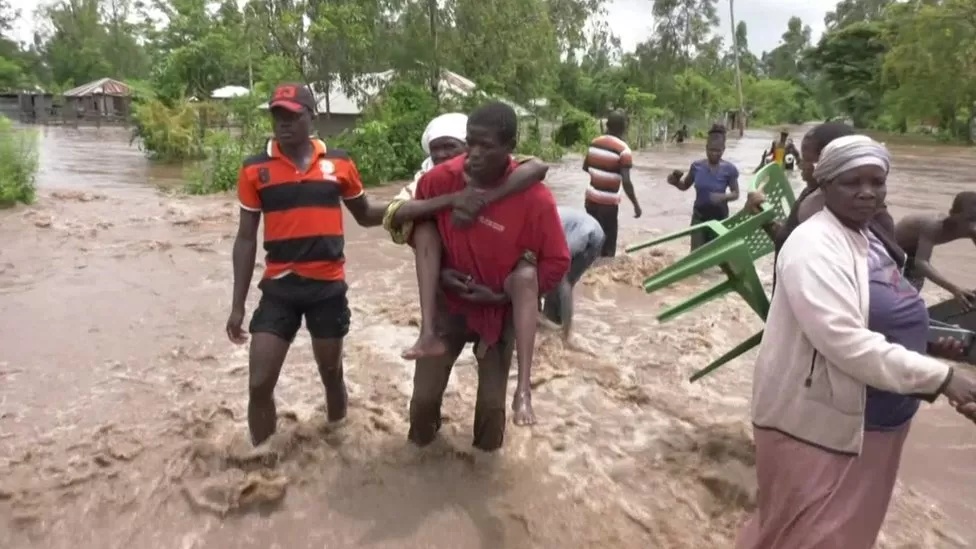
0, 125, 973, 548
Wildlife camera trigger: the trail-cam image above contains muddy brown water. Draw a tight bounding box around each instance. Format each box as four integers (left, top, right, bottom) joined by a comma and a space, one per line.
1, 125, 973, 548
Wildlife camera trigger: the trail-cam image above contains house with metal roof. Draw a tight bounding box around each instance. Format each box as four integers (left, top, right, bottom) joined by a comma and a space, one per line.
257, 69, 531, 136
63, 78, 132, 120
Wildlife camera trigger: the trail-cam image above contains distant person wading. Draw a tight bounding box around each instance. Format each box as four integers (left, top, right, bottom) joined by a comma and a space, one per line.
582, 110, 642, 258
666, 124, 740, 251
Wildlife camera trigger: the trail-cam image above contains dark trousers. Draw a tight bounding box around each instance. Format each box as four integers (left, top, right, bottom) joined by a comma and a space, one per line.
408, 304, 515, 452
584, 200, 618, 257
690, 204, 729, 252
542, 240, 602, 324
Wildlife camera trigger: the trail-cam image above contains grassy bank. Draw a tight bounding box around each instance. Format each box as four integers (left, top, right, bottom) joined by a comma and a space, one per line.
0, 116, 39, 207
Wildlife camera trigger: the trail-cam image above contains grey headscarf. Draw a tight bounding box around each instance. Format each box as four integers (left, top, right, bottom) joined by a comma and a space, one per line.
812, 134, 891, 184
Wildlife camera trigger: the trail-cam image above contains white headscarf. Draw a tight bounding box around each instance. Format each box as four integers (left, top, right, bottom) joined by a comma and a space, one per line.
399, 113, 469, 200
813, 134, 891, 184
418, 112, 468, 174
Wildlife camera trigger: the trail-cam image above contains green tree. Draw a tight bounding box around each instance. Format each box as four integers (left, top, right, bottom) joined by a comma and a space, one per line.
807, 21, 886, 128
881, 0, 976, 139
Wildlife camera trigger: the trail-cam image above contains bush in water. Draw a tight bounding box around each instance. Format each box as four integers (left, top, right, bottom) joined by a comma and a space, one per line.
518, 120, 565, 162
330, 81, 440, 186
553, 107, 600, 148
0, 115, 39, 207
131, 98, 208, 162
330, 121, 399, 187
184, 130, 252, 195
184, 97, 272, 195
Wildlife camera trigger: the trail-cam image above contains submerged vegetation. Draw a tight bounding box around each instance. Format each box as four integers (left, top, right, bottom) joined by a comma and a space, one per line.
0, 116, 38, 207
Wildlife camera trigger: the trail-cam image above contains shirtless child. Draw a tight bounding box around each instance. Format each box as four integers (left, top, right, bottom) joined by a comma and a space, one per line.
895, 191, 976, 309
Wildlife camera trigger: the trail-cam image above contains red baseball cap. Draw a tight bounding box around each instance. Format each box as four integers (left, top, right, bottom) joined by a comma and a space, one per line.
269, 83, 317, 114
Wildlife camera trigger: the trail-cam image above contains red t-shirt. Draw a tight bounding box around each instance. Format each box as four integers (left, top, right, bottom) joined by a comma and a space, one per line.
413, 154, 570, 345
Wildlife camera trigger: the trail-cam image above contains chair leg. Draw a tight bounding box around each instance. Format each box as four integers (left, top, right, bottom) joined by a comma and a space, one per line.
738, 267, 771, 319
657, 279, 734, 322
689, 330, 764, 382
626, 223, 716, 254
642, 240, 738, 294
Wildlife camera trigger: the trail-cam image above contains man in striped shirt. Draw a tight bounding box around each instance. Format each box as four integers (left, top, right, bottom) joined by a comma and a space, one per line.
227, 83, 387, 446
582, 110, 642, 257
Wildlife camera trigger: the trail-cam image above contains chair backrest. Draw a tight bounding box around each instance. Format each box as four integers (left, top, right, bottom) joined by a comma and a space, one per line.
754, 163, 797, 222
724, 163, 797, 260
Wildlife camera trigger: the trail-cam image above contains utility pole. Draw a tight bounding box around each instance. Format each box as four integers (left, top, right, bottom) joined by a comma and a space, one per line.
428, 0, 440, 103
729, 0, 746, 137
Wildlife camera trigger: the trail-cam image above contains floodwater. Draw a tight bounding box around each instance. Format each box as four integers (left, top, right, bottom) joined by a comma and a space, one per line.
1, 125, 973, 548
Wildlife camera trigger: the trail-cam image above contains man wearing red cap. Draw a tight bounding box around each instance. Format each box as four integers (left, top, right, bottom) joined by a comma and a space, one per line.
226, 82, 387, 445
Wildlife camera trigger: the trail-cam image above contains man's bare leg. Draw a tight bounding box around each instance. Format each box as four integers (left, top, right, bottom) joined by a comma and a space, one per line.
311, 337, 348, 421
248, 333, 291, 445
402, 221, 449, 360
503, 260, 538, 426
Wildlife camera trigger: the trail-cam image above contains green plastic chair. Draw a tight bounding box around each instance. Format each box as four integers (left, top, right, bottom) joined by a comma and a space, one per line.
688, 330, 764, 382
628, 162, 795, 263
632, 208, 776, 321
626, 163, 795, 320
625, 163, 796, 381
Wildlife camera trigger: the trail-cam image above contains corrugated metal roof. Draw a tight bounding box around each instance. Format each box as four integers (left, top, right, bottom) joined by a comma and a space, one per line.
63, 78, 131, 98
211, 85, 250, 99
257, 70, 529, 116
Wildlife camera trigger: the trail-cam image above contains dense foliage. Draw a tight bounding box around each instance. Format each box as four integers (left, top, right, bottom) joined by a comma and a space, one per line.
0, 0, 971, 193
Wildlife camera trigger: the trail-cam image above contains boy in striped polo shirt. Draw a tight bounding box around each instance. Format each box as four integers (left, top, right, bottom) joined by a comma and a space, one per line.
582, 110, 642, 257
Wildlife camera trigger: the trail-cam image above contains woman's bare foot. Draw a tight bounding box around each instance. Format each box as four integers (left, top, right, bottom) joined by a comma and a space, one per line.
401, 332, 448, 360
512, 390, 536, 426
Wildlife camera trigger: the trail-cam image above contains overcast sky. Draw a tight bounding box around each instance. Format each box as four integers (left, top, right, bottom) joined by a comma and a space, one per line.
607, 0, 837, 54
10, 0, 838, 55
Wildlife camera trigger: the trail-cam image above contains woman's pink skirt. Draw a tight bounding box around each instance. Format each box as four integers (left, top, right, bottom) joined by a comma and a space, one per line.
736, 422, 910, 549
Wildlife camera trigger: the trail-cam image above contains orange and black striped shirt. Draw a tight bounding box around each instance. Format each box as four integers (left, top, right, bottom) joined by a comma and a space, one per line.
237, 138, 365, 281
583, 134, 633, 205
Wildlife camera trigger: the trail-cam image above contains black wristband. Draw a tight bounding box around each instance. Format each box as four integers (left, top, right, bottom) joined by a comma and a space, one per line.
937, 367, 955, 396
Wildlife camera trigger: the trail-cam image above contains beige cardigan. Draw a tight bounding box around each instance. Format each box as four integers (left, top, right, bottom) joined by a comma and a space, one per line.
752, 208, 951, 454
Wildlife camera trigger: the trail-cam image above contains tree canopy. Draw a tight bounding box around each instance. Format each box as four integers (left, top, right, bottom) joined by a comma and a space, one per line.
0, 0, 971, 142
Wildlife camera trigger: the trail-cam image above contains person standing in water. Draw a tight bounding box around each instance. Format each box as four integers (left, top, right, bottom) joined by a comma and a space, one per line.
382, 112, 549, 359
666, 124, 740, 250
227, 83, 388, 445
894, 191, 976, 308
746, 123, 899, 247
738, 135, 976, 549
783, 138, 798, 173
670, 124, 689, 144
583, 110, 642, 258
408, 101, 569, 449
756, 129, 800, 171
541, 207, 605, 341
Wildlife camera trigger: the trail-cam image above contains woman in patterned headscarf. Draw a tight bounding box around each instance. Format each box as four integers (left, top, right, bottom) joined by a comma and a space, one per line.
738, 135, 976, 549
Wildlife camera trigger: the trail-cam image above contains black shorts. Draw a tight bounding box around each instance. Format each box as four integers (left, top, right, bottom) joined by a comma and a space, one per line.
584, 200, 618, 258
249, 274, 351, 342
